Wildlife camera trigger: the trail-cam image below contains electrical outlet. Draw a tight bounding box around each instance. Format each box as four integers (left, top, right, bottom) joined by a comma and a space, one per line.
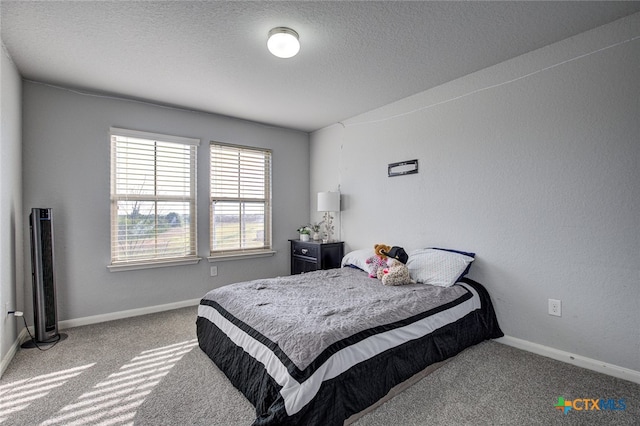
548, 299, 561, 317
210, 266, 218, 277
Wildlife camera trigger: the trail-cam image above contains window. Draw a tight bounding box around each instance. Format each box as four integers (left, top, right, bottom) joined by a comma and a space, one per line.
210, 143, 272, 257
109, 128, 199, 270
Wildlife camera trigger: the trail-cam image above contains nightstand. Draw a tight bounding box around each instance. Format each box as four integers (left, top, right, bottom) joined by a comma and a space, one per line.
289, 240, 344, 275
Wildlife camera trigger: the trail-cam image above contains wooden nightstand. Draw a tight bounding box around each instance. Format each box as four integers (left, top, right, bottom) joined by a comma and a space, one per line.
289, 240, 344, 275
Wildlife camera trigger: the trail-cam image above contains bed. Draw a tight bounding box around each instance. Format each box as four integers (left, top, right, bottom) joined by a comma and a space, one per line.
196, 249, 503, 425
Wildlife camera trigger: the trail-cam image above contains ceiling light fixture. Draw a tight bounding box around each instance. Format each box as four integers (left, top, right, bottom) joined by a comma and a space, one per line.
267, 27, 300, 59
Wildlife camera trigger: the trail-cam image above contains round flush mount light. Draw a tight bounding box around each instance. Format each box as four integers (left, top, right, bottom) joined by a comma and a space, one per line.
267, 27, 300, 58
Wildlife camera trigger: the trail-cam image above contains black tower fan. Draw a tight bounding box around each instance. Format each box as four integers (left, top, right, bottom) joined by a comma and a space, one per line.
27, 207, 61, 345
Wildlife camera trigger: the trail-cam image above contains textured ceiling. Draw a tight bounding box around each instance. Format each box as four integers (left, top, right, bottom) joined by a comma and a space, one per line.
2, 1, 640, 132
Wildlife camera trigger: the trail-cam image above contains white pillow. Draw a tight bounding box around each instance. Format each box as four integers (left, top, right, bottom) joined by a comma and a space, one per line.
406, 248, 474, 287
341, 249, 375, 271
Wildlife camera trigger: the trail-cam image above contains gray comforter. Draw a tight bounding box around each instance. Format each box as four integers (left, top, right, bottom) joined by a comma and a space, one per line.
201, 267, 467, 370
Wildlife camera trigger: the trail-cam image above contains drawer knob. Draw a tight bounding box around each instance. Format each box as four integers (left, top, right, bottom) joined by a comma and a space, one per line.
301, 249, 308, 255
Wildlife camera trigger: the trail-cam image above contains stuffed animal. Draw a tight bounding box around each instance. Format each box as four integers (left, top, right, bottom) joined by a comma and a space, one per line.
374, 244, 392, 258
383, 246, 409, 264
365, 255, 388, 278
365, 243, 392, 278
378, 258, 415, 286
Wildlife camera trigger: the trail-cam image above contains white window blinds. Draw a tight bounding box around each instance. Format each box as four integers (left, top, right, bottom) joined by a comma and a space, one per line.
210, 143, 272, 256
110, 128, 199, 266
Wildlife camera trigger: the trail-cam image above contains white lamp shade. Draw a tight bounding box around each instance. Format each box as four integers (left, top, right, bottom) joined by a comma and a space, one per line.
317, 191, 340, 212
267, 27, 300, 59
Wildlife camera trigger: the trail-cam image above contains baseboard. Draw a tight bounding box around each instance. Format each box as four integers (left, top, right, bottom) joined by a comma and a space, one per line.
1, 299, 200, 378
0, 327, 29, 378
9, 303, 637, 386
59, 298, 201, 330
496, 335, 640, 385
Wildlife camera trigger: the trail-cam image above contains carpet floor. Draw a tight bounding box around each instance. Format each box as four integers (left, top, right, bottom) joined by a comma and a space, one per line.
1, 306, 638, 425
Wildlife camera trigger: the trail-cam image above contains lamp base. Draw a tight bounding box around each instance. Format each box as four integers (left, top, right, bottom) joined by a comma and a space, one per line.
322, 212, 334, 243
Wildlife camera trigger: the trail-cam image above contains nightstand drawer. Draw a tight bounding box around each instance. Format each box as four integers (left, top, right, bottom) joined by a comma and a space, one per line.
289, 239, 344, 275
292, 243, 318, 260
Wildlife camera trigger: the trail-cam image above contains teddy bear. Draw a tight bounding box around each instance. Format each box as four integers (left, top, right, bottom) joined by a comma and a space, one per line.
365, 243, 391, 278
377, 258, 415, 286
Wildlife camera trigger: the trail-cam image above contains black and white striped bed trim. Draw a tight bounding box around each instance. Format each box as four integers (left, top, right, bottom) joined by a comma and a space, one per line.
197, 282, 481, 416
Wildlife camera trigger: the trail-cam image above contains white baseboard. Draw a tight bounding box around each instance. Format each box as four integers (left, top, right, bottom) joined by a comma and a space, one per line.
497, 335, 640, 385
0, 298, 200, 378
58, 298, 201, 330
6, 305, 638, 386
0, 328, 29, 378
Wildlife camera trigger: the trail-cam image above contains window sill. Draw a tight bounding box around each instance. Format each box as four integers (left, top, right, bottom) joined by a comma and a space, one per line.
108, 257, 202, 272
208, 250, 276, 262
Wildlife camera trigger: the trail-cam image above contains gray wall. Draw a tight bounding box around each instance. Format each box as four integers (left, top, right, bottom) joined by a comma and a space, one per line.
0, 44, 23, 366
310, 14, 640, 371
21, 82, 309, 322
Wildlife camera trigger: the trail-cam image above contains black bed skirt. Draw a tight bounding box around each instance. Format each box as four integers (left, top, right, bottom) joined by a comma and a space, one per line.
196, 277, 503, 426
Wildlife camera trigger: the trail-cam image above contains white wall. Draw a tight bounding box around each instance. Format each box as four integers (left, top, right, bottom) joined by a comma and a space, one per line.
21, 82, 309, 322
0, 44, 23, 368
311, 14, 640, 372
